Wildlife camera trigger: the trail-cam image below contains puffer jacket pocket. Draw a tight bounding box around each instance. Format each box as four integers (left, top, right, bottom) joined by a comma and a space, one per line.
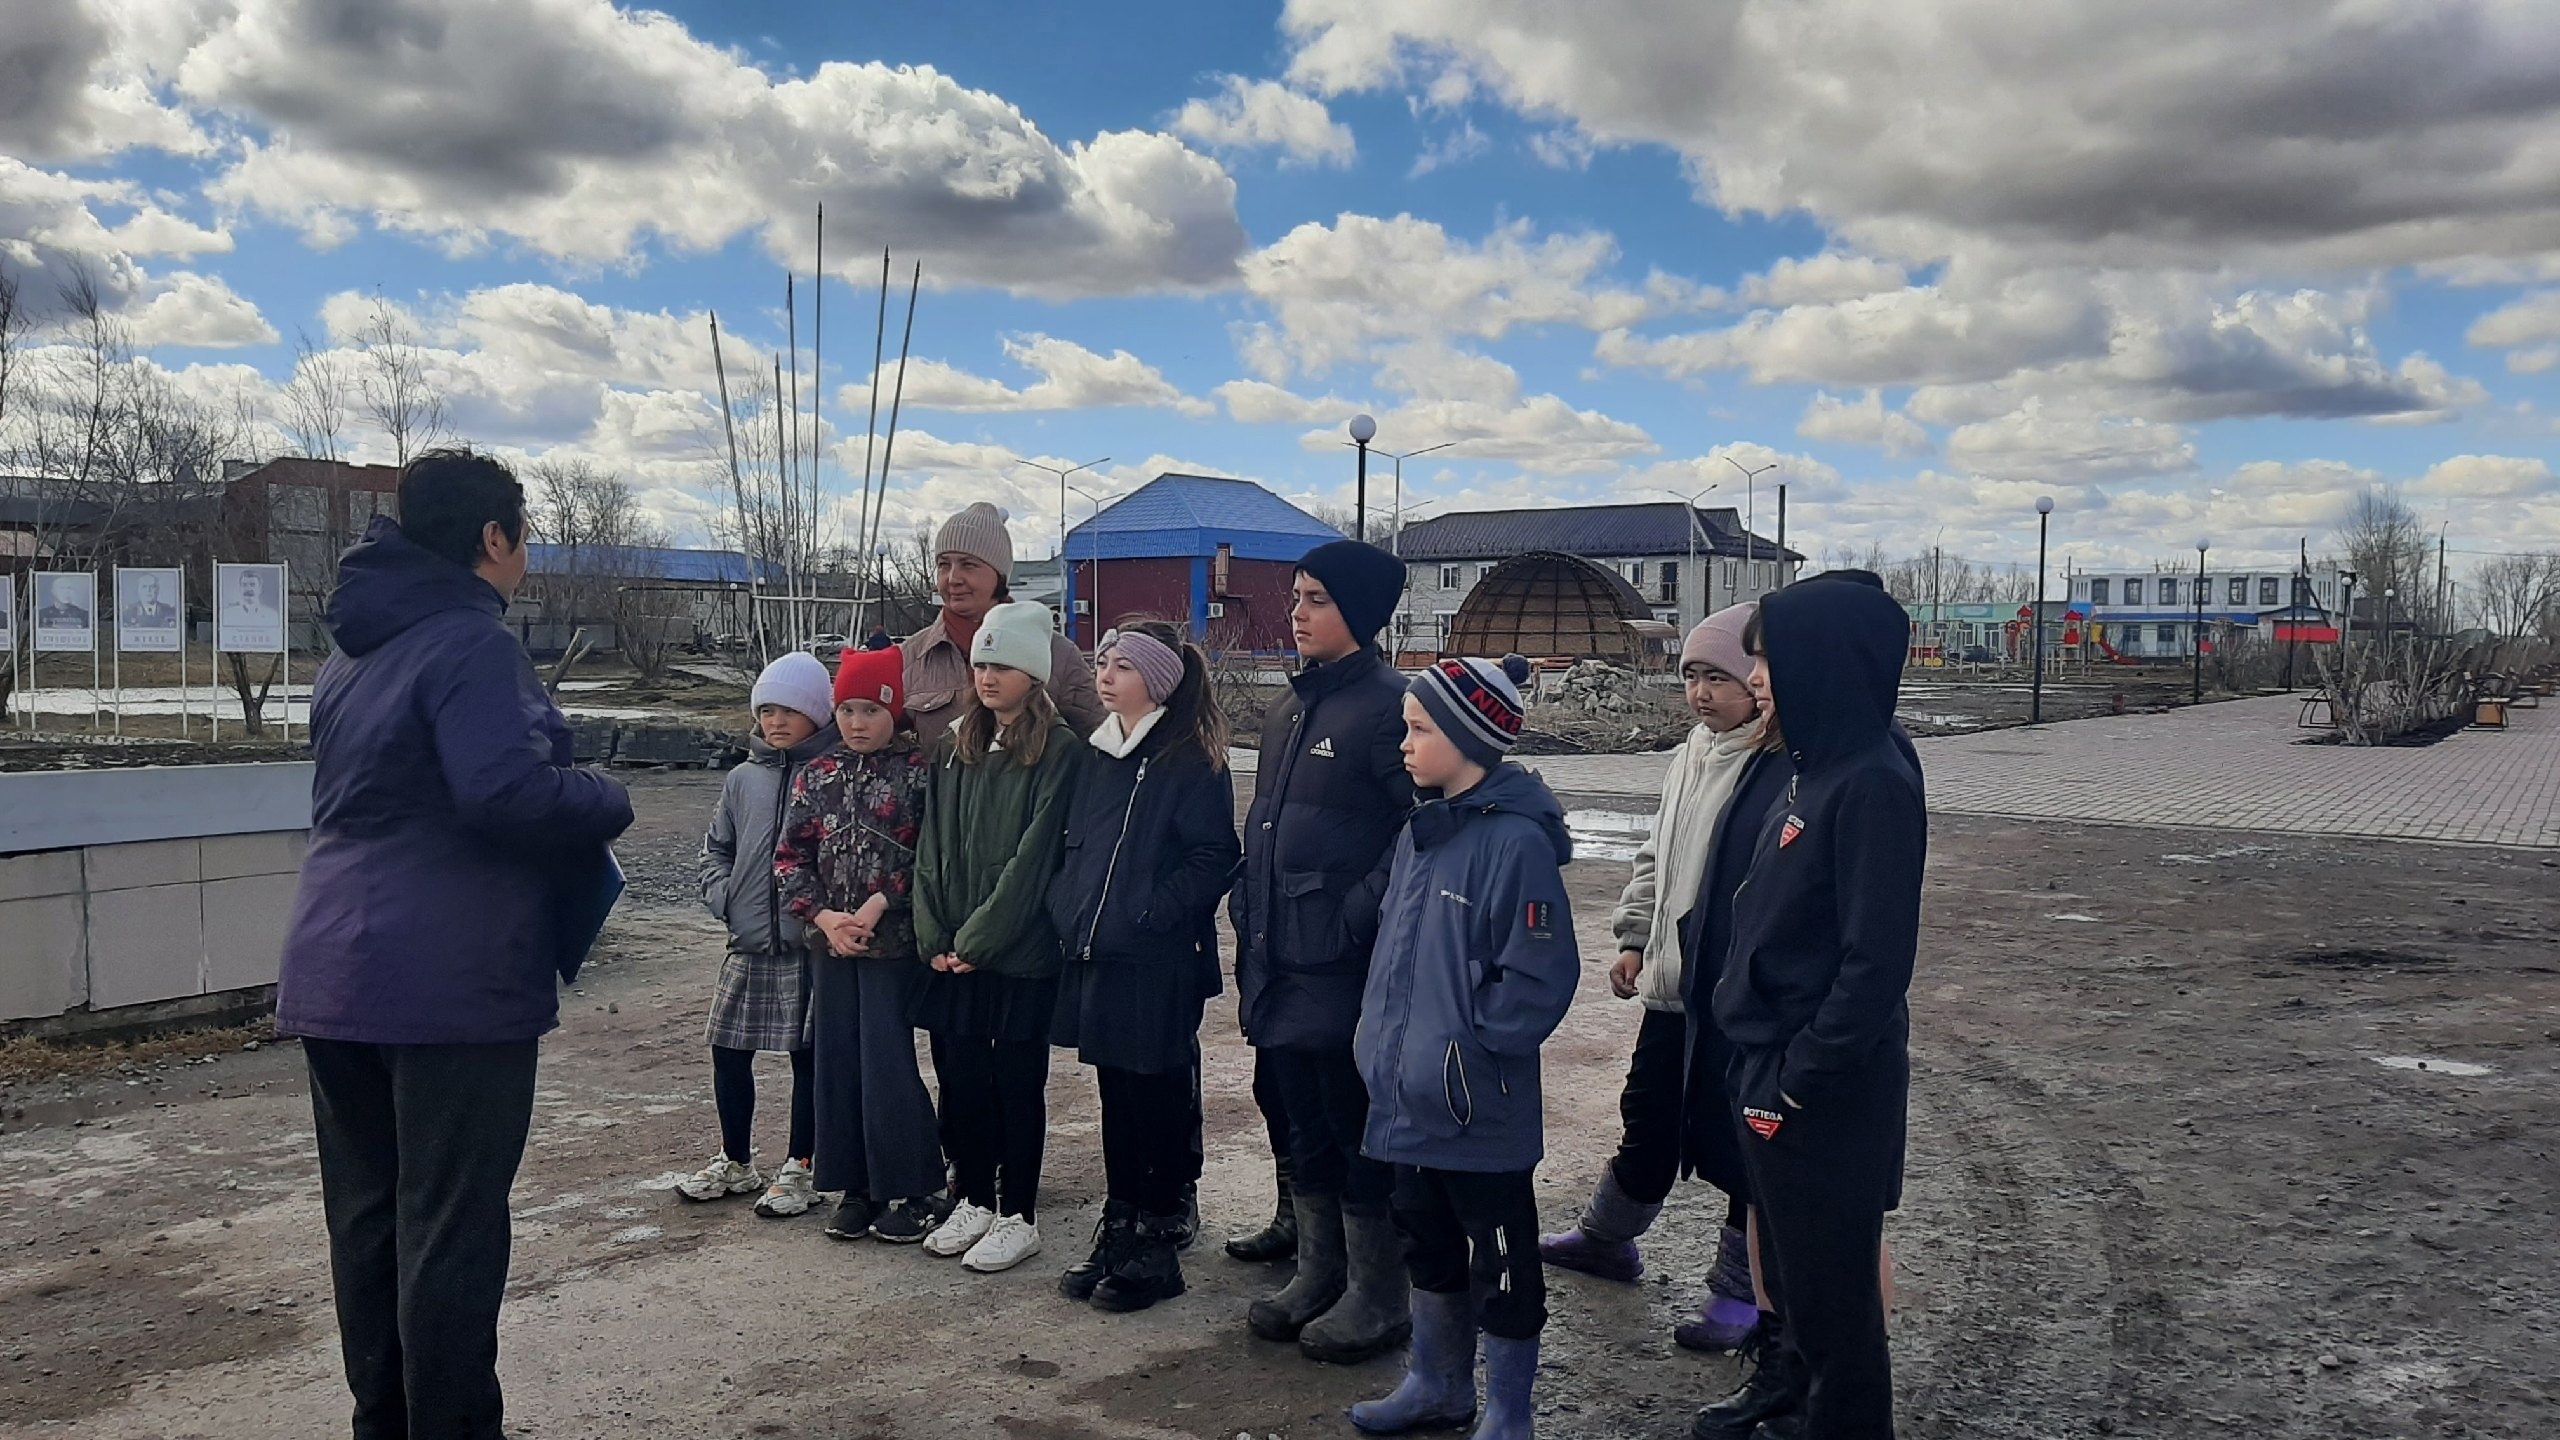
1276, 869, 1352, 972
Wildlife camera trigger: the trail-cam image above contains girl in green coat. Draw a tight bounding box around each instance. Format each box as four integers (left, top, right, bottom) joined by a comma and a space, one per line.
911, 601, 1087, 1274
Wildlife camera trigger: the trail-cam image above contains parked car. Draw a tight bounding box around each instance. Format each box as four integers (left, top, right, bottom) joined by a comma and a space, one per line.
1960, 644, 1998, 663
806, 633, 848, 658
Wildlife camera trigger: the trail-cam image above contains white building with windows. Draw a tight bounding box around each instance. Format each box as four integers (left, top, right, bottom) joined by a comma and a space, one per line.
2070, 568, 2339, 658
1390, 501, 1798, 655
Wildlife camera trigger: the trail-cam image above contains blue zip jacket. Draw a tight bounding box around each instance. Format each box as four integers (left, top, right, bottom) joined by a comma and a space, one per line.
1354, 762, 1579, 1173
279, 515, 634, 1045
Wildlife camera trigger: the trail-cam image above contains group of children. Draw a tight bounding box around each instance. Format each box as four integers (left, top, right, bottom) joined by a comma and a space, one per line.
687, 528, 1921, 1440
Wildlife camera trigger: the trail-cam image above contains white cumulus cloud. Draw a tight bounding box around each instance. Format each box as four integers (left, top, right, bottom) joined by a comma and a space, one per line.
1172, 76, 1355, 167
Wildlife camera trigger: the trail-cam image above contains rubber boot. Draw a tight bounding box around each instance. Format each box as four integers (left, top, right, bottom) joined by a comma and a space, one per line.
1226, 1153, 1299, 1262
1247, 1192, 1345, 1340
1471, 1334, 1539, 1440
1349, 1288, 1479, 1434
1690, 1320, 1805, 1440
1174, 1181, 1200, 1251
1674, 1224, 1765, 1353
1301, 1202, 1414, 1364
1093, 1208, 1188, 1312
1537, 1167, 1657, 1283
1061, 1199, 1139, 1302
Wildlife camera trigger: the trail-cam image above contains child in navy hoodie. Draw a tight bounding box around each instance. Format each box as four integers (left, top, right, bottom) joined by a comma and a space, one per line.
1350, 655, 1578, 1440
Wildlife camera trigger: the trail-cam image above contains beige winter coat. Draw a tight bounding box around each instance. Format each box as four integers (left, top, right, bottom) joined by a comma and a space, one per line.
1609, 718, 1766, 1012
900, 611, 1104, 745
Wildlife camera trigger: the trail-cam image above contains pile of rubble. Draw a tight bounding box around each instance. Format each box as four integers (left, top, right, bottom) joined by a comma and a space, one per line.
1549, 660, 1648, 716
1525, 660, 1694, 754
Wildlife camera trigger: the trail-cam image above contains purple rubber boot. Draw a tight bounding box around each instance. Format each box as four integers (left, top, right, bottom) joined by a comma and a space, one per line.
1673, 1223, 1765, 1353
1536, 1169, 1657, 1283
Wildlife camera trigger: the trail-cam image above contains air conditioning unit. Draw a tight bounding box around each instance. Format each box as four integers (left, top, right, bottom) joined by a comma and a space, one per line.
1206, 602, 1226, 619
1072, 600, 1091, 615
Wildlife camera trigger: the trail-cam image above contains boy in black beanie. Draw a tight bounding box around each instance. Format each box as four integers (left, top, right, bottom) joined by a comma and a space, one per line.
1230, 538, 1420, 1364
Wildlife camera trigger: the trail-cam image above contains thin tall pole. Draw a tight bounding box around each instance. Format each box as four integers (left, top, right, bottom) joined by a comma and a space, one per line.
864, 262, 921, 574
775, 357, 792, 646
2031, 510, 2049, 723
1354, 440, 1370, 543
785, 275, 804, 614
811, 205, 826, 569
1776, 484, 1788, 578
856, 247, 889, 589
2192, 546, 2207, 703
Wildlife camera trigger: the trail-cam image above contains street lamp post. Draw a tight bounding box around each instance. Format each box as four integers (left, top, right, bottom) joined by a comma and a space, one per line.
1348, 414, 1377, 543
1386, 442, 1455, 557
1663, 484, 1721, 626
2383, 586, 2398, 690
2337, 569, 2359, 676
1723, 455, 1779, 597
2192, 538, 2210, 704
1016, 456, 1111, 564
1069, 483, 1111, 648
2031, 496, 2055, 723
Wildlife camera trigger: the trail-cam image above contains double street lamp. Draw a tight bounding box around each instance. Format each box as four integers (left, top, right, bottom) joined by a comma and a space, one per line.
1663, 483, 1721, 622
2192, 537, 2210, 704
1069, 482, 1113, 645
1017, 456, 1111, 563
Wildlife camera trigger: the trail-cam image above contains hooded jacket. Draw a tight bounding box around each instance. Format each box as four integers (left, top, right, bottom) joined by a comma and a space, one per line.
279, 515, 634, 1045
1354, 763, 1579, 1172
1710, 578, 1927, 1113
1611, 717, 1766, 1013
913, 720, 1087, 979
1047, 708, 1240, 977
701, 719, 842, 954
1231, 645, 1418, 1049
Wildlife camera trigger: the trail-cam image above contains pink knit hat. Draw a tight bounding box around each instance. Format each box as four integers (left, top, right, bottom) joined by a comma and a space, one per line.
1682, 602, 1755, 680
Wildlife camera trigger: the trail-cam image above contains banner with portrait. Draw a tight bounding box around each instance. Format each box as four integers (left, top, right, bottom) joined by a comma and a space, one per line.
33, 572, 97, 653
214, 563, 287, 654
0, 579, 15, 654
116, 567, 185, 653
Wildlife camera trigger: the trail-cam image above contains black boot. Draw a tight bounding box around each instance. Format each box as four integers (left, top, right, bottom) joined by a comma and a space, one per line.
1691, 1319, 1804, 1440
1092, 1209, 1189, 1312
1173, 1182, 1200, 1251
1062, 1199, 1139, 1302
1225, 1153, 1298, 1263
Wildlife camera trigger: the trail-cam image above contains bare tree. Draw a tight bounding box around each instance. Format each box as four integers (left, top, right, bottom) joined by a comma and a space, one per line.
2335, 487, 2433, 631
353, 295, 448, 466
278, 328, 351, 462
527, 458, 686, 679
2470, 552, 2560, 639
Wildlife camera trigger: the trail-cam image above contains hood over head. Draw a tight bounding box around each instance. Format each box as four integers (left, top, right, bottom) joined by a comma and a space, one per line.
1760, 576, 1908, 771
325, 514, 505, 657
1410, 759, 1573, 865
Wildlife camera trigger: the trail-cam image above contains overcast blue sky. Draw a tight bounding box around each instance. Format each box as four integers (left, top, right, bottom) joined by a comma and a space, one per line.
6, 0, 2557, 580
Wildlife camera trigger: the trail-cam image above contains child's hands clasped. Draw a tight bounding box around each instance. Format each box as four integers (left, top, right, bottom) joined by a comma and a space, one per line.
929, 952, 975, 973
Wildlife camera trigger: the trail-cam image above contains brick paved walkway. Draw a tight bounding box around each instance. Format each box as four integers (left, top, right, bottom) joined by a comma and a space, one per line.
1235, 694, 2560, 848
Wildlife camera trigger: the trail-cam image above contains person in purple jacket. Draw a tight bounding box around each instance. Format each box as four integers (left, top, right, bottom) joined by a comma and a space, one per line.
279, 449, 634, 1440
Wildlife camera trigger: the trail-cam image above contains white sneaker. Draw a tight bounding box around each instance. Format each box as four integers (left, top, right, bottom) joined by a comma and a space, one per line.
962, 1214, 1042, 1273
754, 1158, 817, 1217
923, 1200, 996, 1257
676, 1154, 763, 1202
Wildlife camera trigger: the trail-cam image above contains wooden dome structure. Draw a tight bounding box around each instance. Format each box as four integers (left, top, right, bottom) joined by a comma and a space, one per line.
1444, 550, 1657, 665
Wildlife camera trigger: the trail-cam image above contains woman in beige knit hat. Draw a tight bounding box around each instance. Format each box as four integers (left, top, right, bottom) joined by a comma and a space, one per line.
898, 502, 1103, 743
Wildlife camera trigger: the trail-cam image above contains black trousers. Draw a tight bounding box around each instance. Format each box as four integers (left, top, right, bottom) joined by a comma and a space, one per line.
1250, 1043, 1293, 1166
711, 1044, 812, 1165
1391, 1164, 1547, 1340
930, 1033, 1050, 1220
1265, 1043, 1391, 1205
1609, 1005, 1690, 1205
306, 1038, 540, 1440
809, 956, 945, 1201
1098, 1065, 1195, 1214
1736, 1053, 1908, 1440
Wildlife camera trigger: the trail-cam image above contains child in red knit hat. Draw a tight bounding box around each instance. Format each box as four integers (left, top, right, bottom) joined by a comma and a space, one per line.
772, 645, 947, 1242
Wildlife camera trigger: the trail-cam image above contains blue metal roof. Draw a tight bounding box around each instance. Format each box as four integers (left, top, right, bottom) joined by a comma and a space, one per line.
1063, 473, 1344, 562
526, 543, 777, 585
1394, 501, 1799, 563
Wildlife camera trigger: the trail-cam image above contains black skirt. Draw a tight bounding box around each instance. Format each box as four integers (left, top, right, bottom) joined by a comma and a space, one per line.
1050, 954, 1217, 1074
907, 967, 1060, 1045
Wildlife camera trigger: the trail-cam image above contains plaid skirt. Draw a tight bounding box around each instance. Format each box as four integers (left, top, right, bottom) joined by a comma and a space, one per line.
705, 948, 813, 1052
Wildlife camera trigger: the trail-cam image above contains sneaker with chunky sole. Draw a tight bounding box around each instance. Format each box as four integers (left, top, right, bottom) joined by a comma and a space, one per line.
869, 1196, 938, 1244
755, 1158, 818, 1218
675, 1154, 764, 1203
962, 1213, 1042, 1273
924, 1200, 996, 1257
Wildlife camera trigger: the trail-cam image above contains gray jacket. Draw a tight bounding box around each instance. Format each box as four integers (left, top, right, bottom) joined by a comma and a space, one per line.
701, 721, 841, 954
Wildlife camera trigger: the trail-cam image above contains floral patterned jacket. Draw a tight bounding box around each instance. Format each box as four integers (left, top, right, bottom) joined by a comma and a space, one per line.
773, 736, 931, 960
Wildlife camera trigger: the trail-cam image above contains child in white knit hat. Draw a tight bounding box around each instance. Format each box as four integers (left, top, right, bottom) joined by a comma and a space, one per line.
682, 651, 842, 1215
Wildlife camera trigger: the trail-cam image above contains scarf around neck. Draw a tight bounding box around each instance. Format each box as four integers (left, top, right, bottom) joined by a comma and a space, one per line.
1090, 706, 1165, 759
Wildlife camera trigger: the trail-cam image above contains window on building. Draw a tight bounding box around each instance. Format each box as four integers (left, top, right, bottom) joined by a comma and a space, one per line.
2089, 578, 2110, 605
1438, 564, 1461, 589
1477, 563, 1494, 583
2228, 577, 2248, 605
2158, 577, 2179, 606
2260, 576, 2280, 606
1660, 561, 1679, 603
2158, 624, 2178, 646
2124, 578, 2143, 606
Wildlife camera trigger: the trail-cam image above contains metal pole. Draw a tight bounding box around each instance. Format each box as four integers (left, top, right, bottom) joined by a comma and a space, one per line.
2031, 509, 2049, 723
1355, 440, 1370, 544
2192, 546, 2206, 703
1776, 484, 1788, 579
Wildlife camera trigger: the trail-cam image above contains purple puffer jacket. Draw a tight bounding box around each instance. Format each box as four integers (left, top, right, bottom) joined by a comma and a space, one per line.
278, 516, 634, 1045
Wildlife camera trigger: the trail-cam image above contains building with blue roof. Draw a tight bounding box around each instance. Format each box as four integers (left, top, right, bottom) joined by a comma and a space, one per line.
1061, 472, 1343, 650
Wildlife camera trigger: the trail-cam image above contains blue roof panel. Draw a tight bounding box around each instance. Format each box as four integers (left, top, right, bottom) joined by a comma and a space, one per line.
1064, 473, 1345, 562
527, 543, 776, 585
